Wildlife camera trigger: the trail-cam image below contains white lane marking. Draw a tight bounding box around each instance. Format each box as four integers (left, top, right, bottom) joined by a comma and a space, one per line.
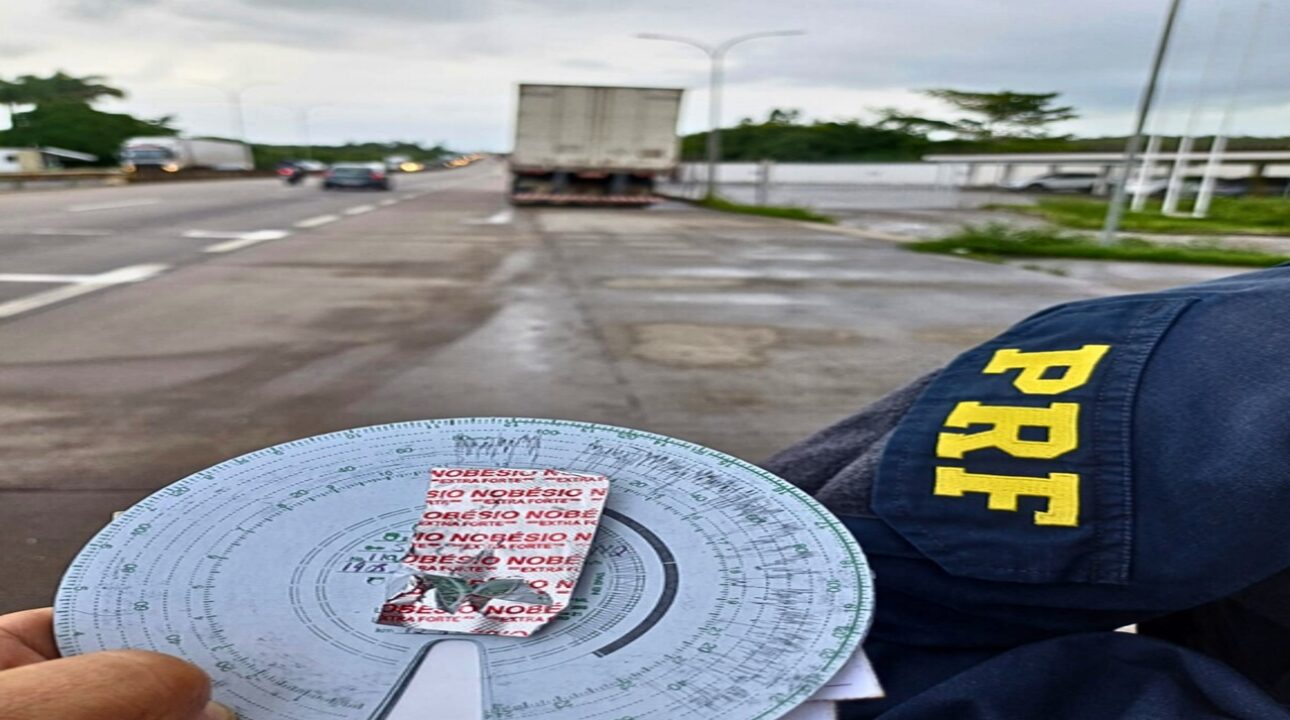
0, 272, 99, 283
378, 198, 398, 207
294, 214, 340, 228
343, 204, 375, 216
463, 208, 513, 225
202, 230, 289, 254
0, 228, 115, 237
66, 198, 160, 213
0, 263, 168, 320
182, 229, 247, 239
93, 264, 170, 282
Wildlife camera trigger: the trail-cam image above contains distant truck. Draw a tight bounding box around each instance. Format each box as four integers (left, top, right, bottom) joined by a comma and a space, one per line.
510, 84, 684, 205
120, 137, 253, 173
0, 147, 98, 173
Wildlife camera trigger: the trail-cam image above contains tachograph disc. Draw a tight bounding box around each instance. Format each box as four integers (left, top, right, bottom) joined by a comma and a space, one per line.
55, 418, 872, 720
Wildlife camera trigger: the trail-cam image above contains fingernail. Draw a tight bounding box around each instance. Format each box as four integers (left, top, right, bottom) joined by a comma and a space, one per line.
202, 701, 236, 720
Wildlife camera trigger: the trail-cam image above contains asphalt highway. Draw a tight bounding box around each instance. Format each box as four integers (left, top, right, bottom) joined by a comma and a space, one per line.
0, 166, 484, 309
0, 159, 1241, 611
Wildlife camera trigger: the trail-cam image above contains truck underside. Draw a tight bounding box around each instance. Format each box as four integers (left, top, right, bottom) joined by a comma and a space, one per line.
510, 169, 661, 206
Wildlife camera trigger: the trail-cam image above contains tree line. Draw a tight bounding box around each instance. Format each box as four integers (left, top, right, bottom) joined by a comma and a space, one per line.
0, 71, 447, 168
5, 72, 1287, 166
684, 89, 1290, 162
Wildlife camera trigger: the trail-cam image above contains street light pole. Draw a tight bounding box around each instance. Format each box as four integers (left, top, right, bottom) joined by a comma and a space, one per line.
297, 106, 330, 160
229, 89, 246, 141
298, 108, 311, 160
1098, 0, 1183, 245
707, 50, 724, 197
636, 30, 804, 199
1193, 0, 1267, 218
192, 82, 274, 142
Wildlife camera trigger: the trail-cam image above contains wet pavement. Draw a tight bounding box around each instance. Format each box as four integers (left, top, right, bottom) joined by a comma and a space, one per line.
0, 161, 1250, 611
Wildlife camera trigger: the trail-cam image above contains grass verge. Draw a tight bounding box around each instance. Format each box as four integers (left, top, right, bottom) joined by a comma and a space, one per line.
694, 195, 836, 224
989, 196, 1290, 236
910, 224, 1289, 267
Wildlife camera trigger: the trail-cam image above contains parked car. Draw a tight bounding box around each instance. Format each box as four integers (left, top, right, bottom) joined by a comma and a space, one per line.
322, 163, 392, 190
1002, 173, 1100, 193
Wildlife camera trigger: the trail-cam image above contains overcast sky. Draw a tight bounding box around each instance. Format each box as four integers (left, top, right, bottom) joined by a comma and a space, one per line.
1, 0, 1286, 150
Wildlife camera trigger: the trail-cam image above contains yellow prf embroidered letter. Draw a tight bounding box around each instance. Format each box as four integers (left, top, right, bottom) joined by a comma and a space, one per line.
936, 402, 1079, 459
983, 345, 1110, 395
934, 466, 1079, 527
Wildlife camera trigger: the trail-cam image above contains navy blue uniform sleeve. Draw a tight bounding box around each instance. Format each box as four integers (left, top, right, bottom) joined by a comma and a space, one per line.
1140, 567, 1290, 704
867, 633, 1290, 720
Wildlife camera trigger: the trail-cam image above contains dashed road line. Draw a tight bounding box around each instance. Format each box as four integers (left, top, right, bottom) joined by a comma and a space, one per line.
343, 204, 375, 216
294, 214, 340, 228
0, 272, 101, 283
464, 208, 513, 225
202, 230, 290, 253
378, 199, 398, 207
0, 263, 168, 320
182, 230, 248, 239
0, 228, 115, 237
66, 198, 160, 213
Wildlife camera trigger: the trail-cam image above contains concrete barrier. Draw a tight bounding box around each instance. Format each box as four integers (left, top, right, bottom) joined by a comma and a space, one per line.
0, 170, 127, 191
126, 168, 277, 183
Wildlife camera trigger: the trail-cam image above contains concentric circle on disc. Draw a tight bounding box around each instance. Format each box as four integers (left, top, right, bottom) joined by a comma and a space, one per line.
55, 418, 872, 720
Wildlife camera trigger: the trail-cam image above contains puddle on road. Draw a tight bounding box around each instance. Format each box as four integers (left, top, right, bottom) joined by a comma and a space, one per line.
602, 277, 747, 290
742, 251, 838, 262
646, 292, 806, 306
630, 323, 779, 367
627, 323, 863, 368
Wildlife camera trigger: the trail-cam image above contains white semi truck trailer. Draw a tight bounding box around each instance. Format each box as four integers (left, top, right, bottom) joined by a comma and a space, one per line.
120, 137, 254, 173
510, 84, 684, 205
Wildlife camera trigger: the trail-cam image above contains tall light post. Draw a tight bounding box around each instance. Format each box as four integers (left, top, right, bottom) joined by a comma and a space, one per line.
1099, 0, 1183, 245
297, 105, 332, 160
192, 82, 275, 142
1193, 0, 1267, 219
1163, 4, 1233, 216
636, 30, 804, 199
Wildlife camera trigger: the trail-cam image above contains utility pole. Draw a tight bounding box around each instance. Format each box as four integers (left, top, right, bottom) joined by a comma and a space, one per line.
1194, 0, 1267, 218
1099, 0, 1183, 245
192, 82, 274, 142
1163, 3, 1232, 216
636, 30, 804, 199
296, 106, 330, 161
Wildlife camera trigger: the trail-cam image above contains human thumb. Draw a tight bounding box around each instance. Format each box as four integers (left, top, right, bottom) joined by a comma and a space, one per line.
0, 649, 234, 720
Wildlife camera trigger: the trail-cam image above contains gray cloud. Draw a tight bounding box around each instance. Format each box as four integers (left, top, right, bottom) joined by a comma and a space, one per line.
231, 0, 491, 22
17, 0, 1290, 147
687, 0, 1290, 137
0, 43, 38, 58
60, 0, 160, 19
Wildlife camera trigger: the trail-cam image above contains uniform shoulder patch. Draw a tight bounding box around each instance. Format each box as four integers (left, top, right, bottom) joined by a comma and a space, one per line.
873, 297, 1196, 584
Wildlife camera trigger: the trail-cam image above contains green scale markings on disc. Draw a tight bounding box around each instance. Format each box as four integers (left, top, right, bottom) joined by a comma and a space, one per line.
54, 418, 873, 720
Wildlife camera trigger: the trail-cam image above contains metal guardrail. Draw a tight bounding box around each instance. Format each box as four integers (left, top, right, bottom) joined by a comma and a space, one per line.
0, 170, 127, 191
2, 162, 463, 191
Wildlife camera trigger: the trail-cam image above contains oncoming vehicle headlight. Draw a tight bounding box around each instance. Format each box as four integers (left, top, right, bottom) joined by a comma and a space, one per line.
162, 163, 180, 173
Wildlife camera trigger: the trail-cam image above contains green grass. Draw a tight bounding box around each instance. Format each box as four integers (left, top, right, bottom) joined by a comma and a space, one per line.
694, 195, 836, 224
911, 224, 1289, 267
990, 196, 1290, 236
